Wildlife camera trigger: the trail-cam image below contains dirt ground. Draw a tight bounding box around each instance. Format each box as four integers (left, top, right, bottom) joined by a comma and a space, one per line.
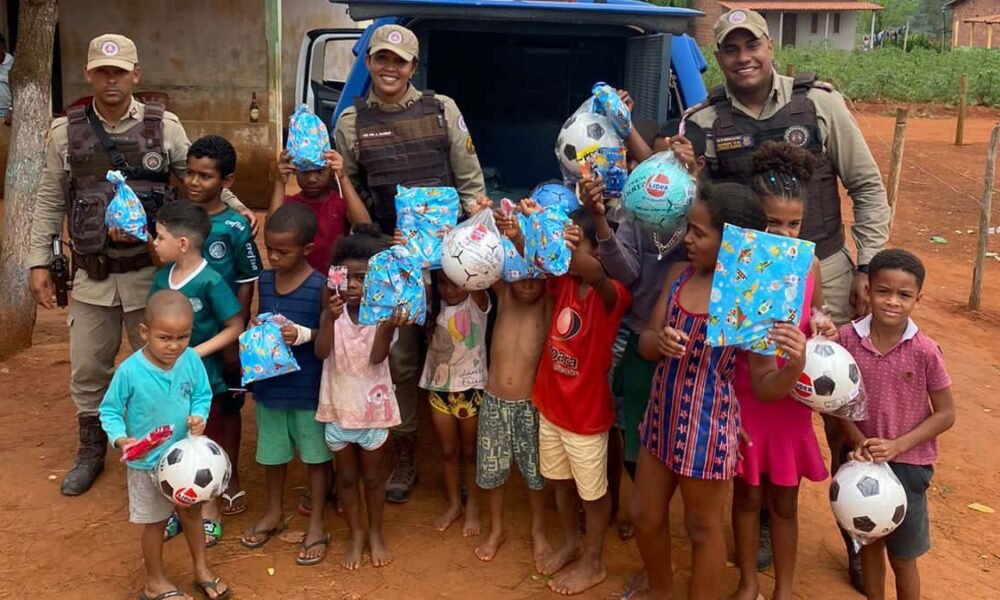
1, 106, 999, 600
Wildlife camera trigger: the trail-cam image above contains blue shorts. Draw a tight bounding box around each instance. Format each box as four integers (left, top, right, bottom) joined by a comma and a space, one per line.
324, 422, 389, 452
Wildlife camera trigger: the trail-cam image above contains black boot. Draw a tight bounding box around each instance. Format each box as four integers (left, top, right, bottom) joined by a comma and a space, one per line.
841, 526, 864, 594
61, 415, 108, 496
385, 431, 418, 504
756, 507, 774, 571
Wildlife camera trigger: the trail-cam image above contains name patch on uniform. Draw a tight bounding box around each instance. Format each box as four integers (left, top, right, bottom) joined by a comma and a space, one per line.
360, 129, 394, 140
142, 151, 164, 171
784, 125, 811, 147
715, 134, 754, 152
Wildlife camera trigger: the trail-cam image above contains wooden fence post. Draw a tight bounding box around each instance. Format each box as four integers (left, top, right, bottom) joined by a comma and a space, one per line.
785, 64, 795, 77
887, 108, 909, 233
956, 73, 969, 146
969, 123, 1000, 311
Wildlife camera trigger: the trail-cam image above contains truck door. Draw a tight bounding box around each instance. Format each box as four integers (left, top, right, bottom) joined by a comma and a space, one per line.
296, 29, 364, 127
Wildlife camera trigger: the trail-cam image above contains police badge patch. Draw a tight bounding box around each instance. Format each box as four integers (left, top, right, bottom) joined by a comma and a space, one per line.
101, 40, 120, 56
142, 152, 164, 171
784, 125, 810, 147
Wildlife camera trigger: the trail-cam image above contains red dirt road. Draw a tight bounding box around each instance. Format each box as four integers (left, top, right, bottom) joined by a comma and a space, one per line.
1, 106, 999, 599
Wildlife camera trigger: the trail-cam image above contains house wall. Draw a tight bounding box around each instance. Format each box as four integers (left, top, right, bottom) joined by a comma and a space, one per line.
952, 0, 998, 48
764, 11, 858, 51
691, 0, 725, 47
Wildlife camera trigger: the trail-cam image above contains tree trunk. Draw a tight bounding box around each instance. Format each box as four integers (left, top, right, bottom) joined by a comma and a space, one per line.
0, 0, 58, 361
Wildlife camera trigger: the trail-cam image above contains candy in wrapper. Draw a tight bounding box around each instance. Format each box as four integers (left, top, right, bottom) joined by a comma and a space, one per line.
359, 245, 427, 326
578, 145, 628, 198
395, 185, 460, 269
328, 265, 348, 293
105, 170, 148, 242
285, 104, 331, 171
591, 82, 632, 139
239, 312, 301, 385
121, 424, 174, 463
525, 207, 571, 276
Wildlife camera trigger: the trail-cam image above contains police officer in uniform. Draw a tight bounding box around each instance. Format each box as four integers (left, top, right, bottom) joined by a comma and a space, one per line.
335, 24, 486, 503
27, 34, 253, 496
684, 10, 890, 589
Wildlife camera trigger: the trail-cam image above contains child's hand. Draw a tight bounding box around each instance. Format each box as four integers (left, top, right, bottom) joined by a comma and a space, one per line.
811, 318, 839, 341
329, 294, 345, 320
386, 306, 413, 329
519, 198, 542, 216
768, 322, 807, 367
847, 442, 875, 463
276, 150, 296, 182
279, 323, 298, 345
324, 149, 344, 175
469, 195, 492, 215
579, 177, 607, 217
494, 208, 521, 241
563, 223, 583, 251
861, 437, 903, 464
616, 89, 635, 113
657, 326, 689, 358
115, 437, 138, 451
392, 228, 407, 247
665, 136, 698, 174
187, 415, 206, 436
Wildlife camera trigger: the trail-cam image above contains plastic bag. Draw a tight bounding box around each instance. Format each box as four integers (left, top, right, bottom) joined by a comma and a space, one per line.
395, 185, 460, 269
156, 435, 232, 506
285, 104, 331, 171
239, 313, 301, 385
794, 309, 868, 420
830, 461, 908, 547
525, 207, 571, 276
591, 82, 632, 139
441, 208, 505, 291
359, 245, 427, 326
105, 170, 148, 242
622, 150, 696, 234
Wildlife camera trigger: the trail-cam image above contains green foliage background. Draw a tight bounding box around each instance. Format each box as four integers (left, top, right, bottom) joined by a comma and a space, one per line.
701, 47, 1000, 107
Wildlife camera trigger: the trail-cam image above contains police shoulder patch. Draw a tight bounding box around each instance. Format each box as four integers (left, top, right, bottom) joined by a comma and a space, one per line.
465, 136, 476, 155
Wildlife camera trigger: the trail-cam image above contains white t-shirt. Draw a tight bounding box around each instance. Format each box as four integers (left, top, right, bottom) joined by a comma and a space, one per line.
419, 295, 490, 392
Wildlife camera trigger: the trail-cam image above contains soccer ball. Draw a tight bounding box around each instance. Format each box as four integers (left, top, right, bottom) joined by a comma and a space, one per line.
441, 213, 504, 291
530, 183, 580, 213
793, 338, 862, 413
830, 460, 907, 544
156, 436, 231, 506
555, 112, 623, 179
622, 151, 695, 233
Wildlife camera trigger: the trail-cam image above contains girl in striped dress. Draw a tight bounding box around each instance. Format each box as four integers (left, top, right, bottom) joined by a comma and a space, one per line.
631, 179, 808, 600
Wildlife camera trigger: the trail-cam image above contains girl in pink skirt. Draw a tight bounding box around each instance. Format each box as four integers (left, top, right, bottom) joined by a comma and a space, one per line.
730, 142, 836, 600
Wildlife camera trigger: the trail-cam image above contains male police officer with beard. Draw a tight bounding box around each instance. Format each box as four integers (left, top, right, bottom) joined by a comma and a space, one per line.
684, 10, 890, 590
336, 24, 485, 504
27, 34, 254, 496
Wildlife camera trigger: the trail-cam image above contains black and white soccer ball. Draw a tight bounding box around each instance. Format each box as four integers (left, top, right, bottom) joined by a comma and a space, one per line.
830, 460, 907, 544
156, 436, 232, 506
555, 111, 622, 178
441, 213, 504, 291
793, 338, 861, 413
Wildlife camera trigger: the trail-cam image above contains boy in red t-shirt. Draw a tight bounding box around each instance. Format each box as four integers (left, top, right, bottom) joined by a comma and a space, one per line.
269, 149, 372, 272
528, 205, 630, 596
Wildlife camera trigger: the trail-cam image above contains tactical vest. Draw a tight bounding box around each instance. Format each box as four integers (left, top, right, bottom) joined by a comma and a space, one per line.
355, 90, 454, 233
705, 74, 844, 260
66, 102, 175, 278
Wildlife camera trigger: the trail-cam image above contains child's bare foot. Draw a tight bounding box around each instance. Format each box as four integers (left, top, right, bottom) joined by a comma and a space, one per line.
369, 528, 393, 568
192, 567, 230, 600
548, 556, 606, 596
727, 580, 761, 600
475, 527, 506, 561
537, 541, 582, 576
241, 511, 284, 548
341, 531, 366, 570
462, 501, 481, 537
532, 530, 556, 573
434, 503, 464, 532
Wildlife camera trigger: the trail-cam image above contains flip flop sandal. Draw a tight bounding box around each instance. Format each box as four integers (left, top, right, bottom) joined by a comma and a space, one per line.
139, 589, 186, 600
162, 513, 182, 542
203, 519, 223, 548
194, 576, 232, 600
240, 522, 286, 549
296, 533, 331, 566
220, 490, 247, 516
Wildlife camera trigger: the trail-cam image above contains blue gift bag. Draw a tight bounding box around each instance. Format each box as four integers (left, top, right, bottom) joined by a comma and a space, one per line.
239, 313, 301, 385
105, 170, 148, 242
395, 185, 460, 270
286, 104, 331, 171
359, 245, 428, 326
524, 207, 571, 276
591, 82, 632, 140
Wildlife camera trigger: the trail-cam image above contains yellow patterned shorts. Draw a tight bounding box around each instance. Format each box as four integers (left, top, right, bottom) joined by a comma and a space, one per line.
428, 389, 483, 419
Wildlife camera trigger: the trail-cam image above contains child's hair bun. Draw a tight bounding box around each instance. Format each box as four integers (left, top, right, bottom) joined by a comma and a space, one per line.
751, 141, 816, 184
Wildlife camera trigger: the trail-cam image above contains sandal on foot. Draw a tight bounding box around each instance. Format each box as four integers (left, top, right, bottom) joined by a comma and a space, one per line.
203, 519, 222, 548
240, 522, 285, 549
296, 533, 331, 566
139, 590, 186, 600
220, 490, 247, 516
194, 576, 231, 600
163, 513, 182, 542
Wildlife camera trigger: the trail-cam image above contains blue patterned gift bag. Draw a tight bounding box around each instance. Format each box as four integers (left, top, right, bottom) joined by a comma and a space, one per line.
239, 313, 301, 385
359, 245, 428, 326
285, 104, 331, 171
706, 224, 815, 355
395, 185, 460, 270
105, 170, 148, 242
524, 207, 571, 276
